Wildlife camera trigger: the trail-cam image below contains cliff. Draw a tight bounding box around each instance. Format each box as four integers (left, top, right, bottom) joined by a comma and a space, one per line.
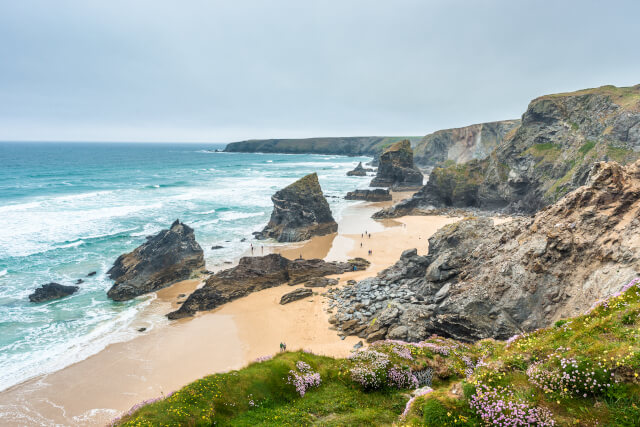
254, 173, 338, 242
331, 159, 640, 342
224, 136, 421, 159
370, 140, 424, 190
412, 119, 520, 168
380, 84, 640, 216
107, 220, 205, 301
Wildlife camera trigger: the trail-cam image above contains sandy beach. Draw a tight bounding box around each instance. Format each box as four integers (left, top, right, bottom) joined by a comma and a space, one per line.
0, 194, 461, 426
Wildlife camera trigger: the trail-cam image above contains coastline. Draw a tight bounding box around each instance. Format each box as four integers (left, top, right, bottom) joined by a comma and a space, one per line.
0, 193, 460, 426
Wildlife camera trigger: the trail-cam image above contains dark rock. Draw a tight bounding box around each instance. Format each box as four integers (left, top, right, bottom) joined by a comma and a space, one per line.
137, 327, 147, 332
167, 254, 368, 319
254, 173, 338, 242
211, 245, 224, 250
75, 279, 84, 284
87, 271, 97, 277
345, 189, 392, 202
240, 238, 247, 242
29, 283, 78, 303
304, 277, 339, 288
370, 140, 424, 190
106, 220, 205, 301
346, 162, 374, 176
280, 288, 313, 304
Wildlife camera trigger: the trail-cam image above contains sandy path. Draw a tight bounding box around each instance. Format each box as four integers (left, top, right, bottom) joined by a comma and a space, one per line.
0, 195, 460, 426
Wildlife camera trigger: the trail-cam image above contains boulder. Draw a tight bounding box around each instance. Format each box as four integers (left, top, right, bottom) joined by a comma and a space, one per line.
106, 220, 205, 301
280, 288, 313, 304
345, 189, 392, 202
254, 173, 338, 242
370, 140, 424, 190
29, 283, 78, 303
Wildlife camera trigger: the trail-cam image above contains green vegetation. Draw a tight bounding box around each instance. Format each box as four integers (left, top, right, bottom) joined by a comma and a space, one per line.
115, 279, 640, 426
578, 140, 596, 155
607, 145, 638, 163
536, 84, 640, 111
430, 162, 484, 205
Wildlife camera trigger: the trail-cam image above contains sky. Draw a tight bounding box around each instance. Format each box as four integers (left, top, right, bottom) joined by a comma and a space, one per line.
0, 0, 638, 143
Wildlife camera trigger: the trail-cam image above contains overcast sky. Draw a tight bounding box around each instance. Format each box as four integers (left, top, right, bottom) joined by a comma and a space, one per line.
0, 0, 638, 143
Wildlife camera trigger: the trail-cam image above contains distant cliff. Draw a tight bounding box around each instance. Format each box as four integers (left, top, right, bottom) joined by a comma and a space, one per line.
224, 136, 422, 160
413, 120, 520, 168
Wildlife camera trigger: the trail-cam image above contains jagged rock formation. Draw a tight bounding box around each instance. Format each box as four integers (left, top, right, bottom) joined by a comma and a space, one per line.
379, 85, 640, 216
254, 173, 338, 242
224, 136, 421, 159
344, 189, 392, 202
304, 277, 339, 288
346, 162, 374, 176
107, 220, 205, 301
280, 288, 313, 304
370, 140, 424, 190
413, 120, 520, 168
29, 283, 79, 302
168, 254, 369, 319
330, 160, 640, 342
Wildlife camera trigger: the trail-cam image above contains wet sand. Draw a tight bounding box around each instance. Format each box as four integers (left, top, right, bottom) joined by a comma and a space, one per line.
0, 194, 461, 426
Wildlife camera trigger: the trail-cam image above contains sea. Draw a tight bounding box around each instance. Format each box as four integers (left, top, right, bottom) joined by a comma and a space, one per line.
0, 142, 372, 392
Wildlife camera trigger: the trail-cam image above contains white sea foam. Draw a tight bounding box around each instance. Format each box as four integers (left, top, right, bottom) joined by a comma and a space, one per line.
0, 269, 6, 278
195, 209, 217, 215
218, 211, 265, 221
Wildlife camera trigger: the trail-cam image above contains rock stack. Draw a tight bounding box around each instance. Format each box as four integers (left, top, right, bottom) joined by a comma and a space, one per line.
346, 162, 373, 176
254, 173, 338, 242
370, 140, 423, 190
107, 220, 205, 301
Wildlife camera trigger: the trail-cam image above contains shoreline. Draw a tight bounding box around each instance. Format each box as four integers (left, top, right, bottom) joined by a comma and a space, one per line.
0, 193, 461, 426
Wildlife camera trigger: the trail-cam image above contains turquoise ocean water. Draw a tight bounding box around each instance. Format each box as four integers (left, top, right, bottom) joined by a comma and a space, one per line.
0, 142, 371, 391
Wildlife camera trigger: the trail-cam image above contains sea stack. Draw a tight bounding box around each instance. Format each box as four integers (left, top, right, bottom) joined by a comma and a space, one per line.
106, 220, 205, 301
254, 173, 338, 242
370, 140, 423, 190
346, 162, 372, 176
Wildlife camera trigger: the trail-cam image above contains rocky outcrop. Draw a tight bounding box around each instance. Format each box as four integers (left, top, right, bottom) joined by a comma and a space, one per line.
346, 162, 374, 176
370, 140, 424, 190
168, 254, 368, 319
224, 136, 421, 158
107, 220, 205, 301
330, 160, 640, 342
280, 288, 313, 304
345, 189, 392, 202
29, 283, 79, 302
304, 277, 339, 288
380, 85, 640, 216
413, 120, 520, 168
254, 173, 338, 242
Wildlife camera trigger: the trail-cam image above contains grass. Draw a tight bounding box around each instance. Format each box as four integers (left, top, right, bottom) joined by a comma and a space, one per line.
115, 279, 640, 426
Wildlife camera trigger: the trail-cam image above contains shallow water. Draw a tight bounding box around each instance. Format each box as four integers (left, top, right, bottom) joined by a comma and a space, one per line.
0, 142, 371, 391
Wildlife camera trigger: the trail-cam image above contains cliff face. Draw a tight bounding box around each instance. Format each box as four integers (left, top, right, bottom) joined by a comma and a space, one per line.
412, 120, 520, 168
224, 136, 421, 158
382, 85, 640, 215
107, 220, 205, 301
255, 173, 338, 242
330, 159, 640, 342
369, 140, 424, 190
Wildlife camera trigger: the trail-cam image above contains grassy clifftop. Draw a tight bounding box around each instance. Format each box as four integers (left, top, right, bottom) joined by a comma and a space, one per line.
224, 136, 422, 158
114, 278, 640, 426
